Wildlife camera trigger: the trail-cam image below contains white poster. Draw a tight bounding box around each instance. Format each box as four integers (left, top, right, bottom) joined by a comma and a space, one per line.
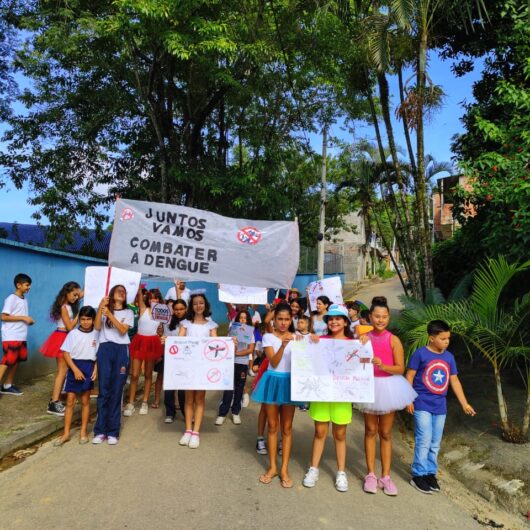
228, 322, 255, 344
163, 337, 235, 390
83, 266, 141, 309
108, 198, 299, 288
307, 276, 343, 311
218, 284, 268, 305
291, 338, 374, 402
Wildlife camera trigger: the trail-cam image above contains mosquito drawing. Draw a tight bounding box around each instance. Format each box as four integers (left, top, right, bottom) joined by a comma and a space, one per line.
208, 344, 227, 358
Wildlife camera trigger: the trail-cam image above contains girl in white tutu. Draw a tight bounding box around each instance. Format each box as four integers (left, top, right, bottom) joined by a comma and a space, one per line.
361, 296, 417, 496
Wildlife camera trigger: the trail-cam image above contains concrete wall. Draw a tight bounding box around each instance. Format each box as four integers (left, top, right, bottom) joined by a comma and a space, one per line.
0, 239, 343, 381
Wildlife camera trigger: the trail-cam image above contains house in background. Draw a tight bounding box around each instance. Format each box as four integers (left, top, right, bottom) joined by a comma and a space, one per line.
433, 175, 476, 241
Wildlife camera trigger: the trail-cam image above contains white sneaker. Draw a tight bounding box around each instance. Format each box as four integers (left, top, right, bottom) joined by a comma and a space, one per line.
179, 430, 192, 446
92, 434, 106, 445
232, 414, 242, 425
242, 393, 250, 408
335, 471, 348, 492
303, 467, 319, 488
123, 403, 135, 417
107, 436, 119, 446
164, 416, 174, 424
188, 432, 200, 449
215, 416, 226, 425
139, 402, 149, 415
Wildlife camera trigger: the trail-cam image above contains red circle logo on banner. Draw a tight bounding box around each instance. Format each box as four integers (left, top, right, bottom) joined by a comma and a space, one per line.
237, 226, 262, 245
169, 344, 179, 355
207, 368, 222, 383
120, 208, 134, 221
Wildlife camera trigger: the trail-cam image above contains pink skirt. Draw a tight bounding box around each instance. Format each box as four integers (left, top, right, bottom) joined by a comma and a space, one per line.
40, 330, 68, 358
130, 334, 163, 362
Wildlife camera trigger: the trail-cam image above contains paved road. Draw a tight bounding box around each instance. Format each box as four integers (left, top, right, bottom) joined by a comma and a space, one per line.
0, 394, 483, 530
350, 276, 406, 311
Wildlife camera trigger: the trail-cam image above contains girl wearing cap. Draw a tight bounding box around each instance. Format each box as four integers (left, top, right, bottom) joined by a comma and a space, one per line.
303, 304, 353, 493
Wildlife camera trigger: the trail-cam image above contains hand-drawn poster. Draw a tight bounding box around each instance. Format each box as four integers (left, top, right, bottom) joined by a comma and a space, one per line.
163, 337, 235, 390
291, 338, 374, 402
84, 266, 141, 309
218, 284, 268, 305
228, 322, 255, 344
307, 276, 343, 311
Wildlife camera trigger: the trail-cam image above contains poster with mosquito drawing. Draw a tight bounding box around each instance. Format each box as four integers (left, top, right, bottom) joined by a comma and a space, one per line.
164, 337, 235, 390
291, 338, 374, 402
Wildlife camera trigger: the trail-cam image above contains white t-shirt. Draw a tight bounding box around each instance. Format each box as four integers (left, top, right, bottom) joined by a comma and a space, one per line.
61, 328, 99, 361
262, 332, 294, 373
180, 318, 218, 338
1, 294, 29, 341
251, 311, 262, 325
137, 309, 160, 336
165, 287, 191, 304
163, 321, 182, 337
99, 308, 134, 344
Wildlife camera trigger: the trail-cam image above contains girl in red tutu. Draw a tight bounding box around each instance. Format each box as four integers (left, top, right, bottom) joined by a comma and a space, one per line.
123, 288, 164, 416
40, 281, 82, 416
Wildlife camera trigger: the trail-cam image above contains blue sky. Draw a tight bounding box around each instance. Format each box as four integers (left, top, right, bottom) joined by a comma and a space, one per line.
0, 53, 483, 225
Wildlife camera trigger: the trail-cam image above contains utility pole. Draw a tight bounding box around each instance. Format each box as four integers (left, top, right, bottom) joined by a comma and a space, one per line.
317, 126, 328, 280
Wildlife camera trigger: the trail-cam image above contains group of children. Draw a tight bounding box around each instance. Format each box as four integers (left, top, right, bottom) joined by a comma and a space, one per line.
1, 273, 476, 496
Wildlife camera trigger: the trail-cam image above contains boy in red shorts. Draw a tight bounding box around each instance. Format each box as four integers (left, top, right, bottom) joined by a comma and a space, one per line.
1, 273, 34, 395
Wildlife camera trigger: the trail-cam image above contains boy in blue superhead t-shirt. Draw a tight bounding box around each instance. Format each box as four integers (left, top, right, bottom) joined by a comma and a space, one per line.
406, 320, 476, 495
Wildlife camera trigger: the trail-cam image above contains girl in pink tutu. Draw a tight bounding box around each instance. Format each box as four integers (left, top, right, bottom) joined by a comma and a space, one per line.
40, 281, 82, 416
123, 288, 165, 416
361, 296, 417, 496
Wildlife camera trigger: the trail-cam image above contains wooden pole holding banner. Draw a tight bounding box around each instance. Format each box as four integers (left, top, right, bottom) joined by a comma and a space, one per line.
105, 266, 113, 297
317, 127, 328, 280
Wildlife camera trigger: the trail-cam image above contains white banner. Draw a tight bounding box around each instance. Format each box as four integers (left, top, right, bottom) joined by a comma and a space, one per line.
307, 276, 343, 311
291, 338, 374, 402
163, 336, 235, 390
83, 266, 141, 309
108, 198, 299, 288
218, 284, 268, 305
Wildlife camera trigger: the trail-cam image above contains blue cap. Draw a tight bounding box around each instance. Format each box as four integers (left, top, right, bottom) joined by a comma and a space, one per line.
323, 304, 350, 323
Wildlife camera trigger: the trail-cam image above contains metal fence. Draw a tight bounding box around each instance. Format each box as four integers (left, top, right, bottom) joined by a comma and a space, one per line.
298, 246, 344, 275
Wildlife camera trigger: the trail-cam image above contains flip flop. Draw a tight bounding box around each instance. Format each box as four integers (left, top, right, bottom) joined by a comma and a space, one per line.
79, 438, 89, 445
259, 473, 277, 485
280, 476, 294, 488
53, 437, 70, 447
151, 403, 160, 409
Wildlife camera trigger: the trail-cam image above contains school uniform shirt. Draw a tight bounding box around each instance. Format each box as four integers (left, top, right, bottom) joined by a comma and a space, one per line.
180, 318, 218, 338
1, 294, 29, 341
61, 328, 99, 361
99, 308, 135, 344
164, 286, 191, 304
262, 333, 293, 373
408, 346, 458, 415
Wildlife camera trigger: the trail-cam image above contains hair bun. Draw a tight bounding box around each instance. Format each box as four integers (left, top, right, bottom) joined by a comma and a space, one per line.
371, 296, 388, 305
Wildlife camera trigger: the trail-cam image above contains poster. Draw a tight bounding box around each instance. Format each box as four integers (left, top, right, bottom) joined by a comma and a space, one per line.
307, 276, 343, 311
108, 198, 299, 288
291, 338, 374, 402
83, 266, 141, 309
228, 322, 255, 344
218, 284, 268, 305
151, 303, 171, 324
163, 337, 235, 390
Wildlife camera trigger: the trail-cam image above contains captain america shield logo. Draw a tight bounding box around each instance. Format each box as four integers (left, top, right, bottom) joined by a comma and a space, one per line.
422, 360, 450, 394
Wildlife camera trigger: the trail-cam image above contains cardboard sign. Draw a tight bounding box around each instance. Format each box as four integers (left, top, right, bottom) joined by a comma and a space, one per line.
291, 338, 374, 402
218, 284, 268, 305
151, 303, 171, 324
307, 276, 343, 311
163, 337, 235, 390
84, 266, 141, 309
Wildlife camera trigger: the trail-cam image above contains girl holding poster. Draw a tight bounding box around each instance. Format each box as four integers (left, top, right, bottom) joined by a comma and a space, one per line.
178, 294, 218, 449
93, 285, 134, 445
252, 303, 300, 489
123, 288, 164, 417
360, 296, 417, 496
303, 304, 354, 493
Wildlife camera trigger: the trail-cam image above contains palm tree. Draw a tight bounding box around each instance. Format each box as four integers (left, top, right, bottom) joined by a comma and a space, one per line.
397, 256, 530, 443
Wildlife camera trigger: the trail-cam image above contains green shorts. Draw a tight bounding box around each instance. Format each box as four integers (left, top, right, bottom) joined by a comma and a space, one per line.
309, 402, 352, 425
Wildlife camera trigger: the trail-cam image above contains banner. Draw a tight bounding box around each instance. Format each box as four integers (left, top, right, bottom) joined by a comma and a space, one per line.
218, 284, 268, 305
291, 338, 374, 402
163, 336, 235, 390
307, 276, 343, 311
84, 266, 141, 309
108, 198, 299, 288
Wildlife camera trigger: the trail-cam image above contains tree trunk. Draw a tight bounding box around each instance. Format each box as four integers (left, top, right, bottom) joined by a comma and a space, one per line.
522, 374, 530, 437
494, 366, 510, 435
397, 65, 417, 174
